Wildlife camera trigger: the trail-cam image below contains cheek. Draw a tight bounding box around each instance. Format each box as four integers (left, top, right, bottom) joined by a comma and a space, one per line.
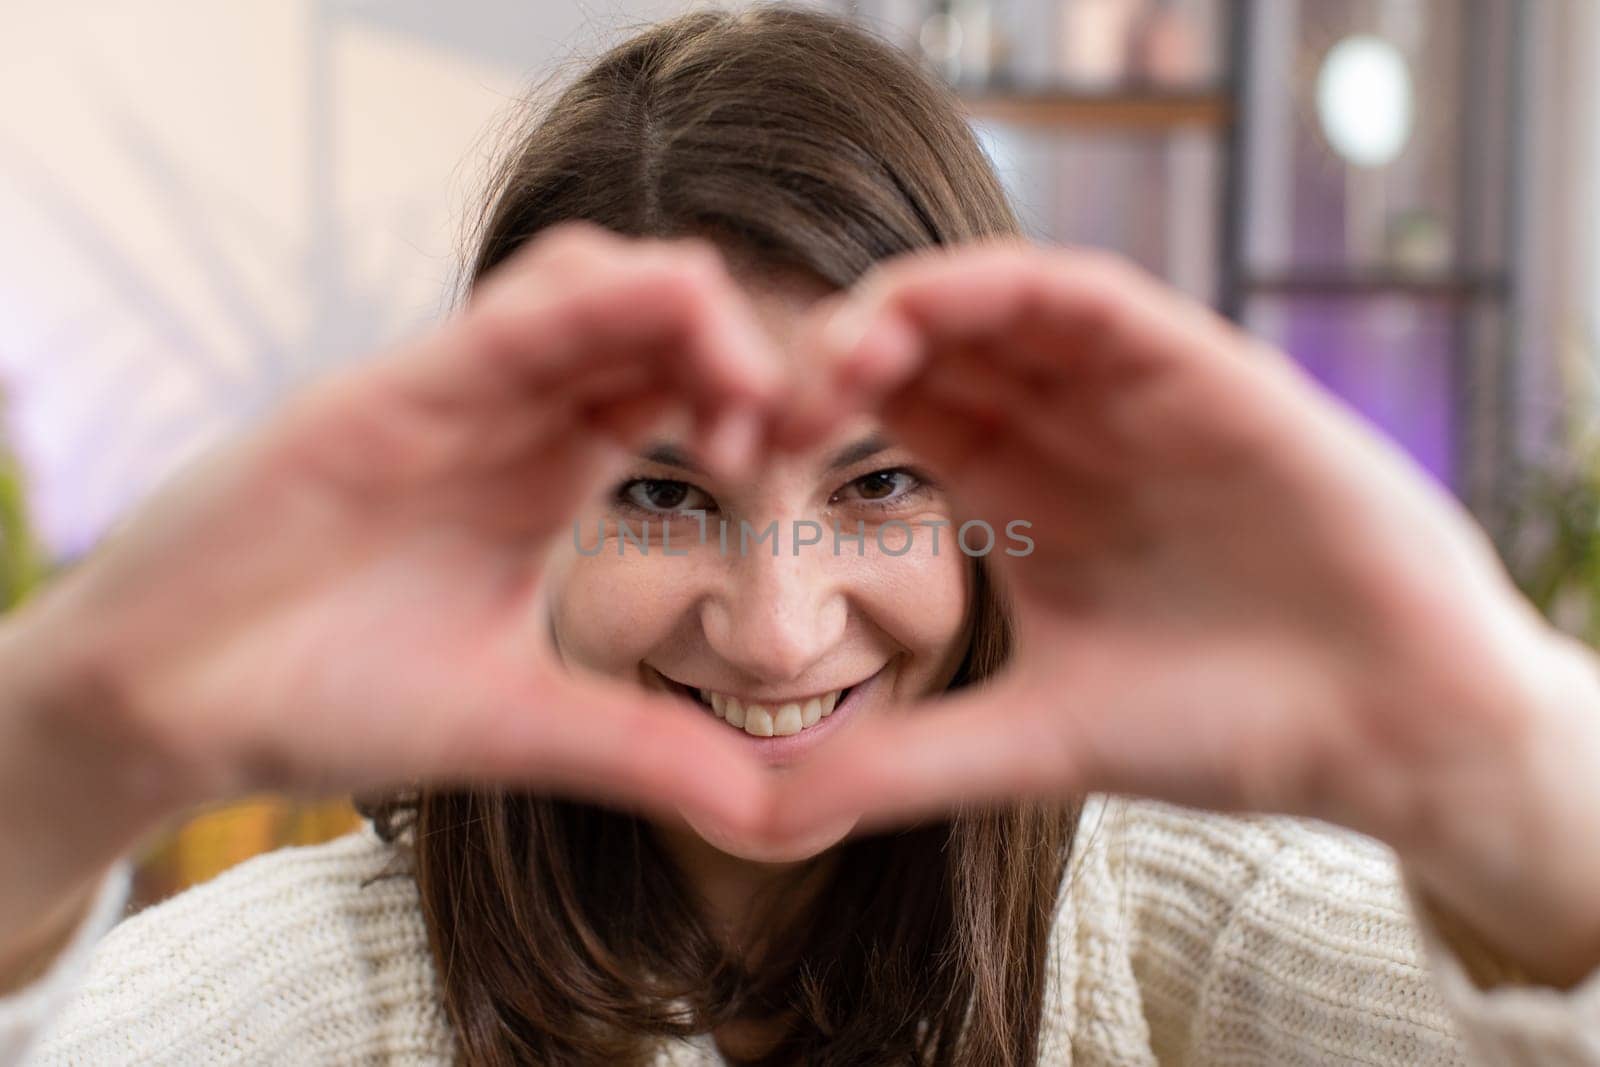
546, 549, 705, 676
546, 512, 978, 687
849, 516, 975, 686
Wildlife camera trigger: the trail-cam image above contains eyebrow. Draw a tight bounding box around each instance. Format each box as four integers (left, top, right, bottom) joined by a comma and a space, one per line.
636, 431, 894, 477
823, 431, 892, 472
638, 442, 703, 474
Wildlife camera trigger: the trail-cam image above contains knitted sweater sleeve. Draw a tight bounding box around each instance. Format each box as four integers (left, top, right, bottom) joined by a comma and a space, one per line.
0, 824, 456, 1066
1109, 799, 1600, 1066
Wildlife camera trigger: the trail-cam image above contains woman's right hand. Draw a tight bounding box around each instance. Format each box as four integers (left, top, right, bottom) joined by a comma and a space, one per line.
0, 222, 786, 911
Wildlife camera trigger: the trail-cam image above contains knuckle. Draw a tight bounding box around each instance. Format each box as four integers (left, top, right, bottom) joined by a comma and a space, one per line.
845, 258, 905, 317
534, 220, 612, 267
477, 222, 612, 300
460, 291, 527, 363
652, 253, 725, 320
663, 244, 734, 311
1049, 248, 1141, 335
671, 237, 729, 278
542, 218, 609, 248
1063, 243, 1138, 278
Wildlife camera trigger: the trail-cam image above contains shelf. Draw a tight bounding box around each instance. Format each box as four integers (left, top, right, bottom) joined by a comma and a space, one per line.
958, 89, 1232, 131
1240, 270, 1509, 304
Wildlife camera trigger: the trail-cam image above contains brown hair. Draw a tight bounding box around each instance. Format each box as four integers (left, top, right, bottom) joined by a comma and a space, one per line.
358, 6, 1076, 1064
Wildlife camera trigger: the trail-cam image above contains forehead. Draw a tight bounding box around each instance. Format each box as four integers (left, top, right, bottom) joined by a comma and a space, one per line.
736, 273, 887, 454
714, 255, 901, 457
725, 259, 838, 362
739, 267, 838, 337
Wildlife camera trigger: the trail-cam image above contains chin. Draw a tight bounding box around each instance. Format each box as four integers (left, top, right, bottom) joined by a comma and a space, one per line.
683, 808, 862, 864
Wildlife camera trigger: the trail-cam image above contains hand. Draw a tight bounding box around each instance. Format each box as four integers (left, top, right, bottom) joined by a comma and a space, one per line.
771, 240, 1600, 984
2, 222, 786, 847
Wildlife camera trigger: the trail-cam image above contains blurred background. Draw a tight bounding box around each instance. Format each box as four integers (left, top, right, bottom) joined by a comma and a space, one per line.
3, 0, 1598, 911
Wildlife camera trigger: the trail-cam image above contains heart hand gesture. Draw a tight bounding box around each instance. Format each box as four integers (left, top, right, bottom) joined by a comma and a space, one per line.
775, 242, 1584, 877
3, 223, 784, 849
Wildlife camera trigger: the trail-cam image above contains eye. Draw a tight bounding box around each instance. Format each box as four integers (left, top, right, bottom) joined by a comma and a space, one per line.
617, 478, 715, 514
832, 467, 926, 507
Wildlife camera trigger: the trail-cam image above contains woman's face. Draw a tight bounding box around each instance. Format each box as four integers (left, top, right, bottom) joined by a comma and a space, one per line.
541, 268, 975, 861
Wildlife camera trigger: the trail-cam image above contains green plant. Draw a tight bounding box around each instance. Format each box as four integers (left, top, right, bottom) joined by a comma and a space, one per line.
0, 403, 50, 611
1498, 424, 1600, 648
1490, 321, 1600, 648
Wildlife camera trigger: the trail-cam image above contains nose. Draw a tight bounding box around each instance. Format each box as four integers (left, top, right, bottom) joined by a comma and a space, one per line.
700, 534, 848, 688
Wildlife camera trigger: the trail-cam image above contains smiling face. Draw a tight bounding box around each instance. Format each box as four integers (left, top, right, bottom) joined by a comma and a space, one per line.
539, 268, 976, 861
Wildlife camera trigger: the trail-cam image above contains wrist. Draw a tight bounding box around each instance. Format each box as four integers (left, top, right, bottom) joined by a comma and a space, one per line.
0, 593, 187, 936
1395, 628, 1600, 988
0, 862, 111, 996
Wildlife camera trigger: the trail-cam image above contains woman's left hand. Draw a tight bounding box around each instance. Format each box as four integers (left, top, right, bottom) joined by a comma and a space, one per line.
770, 240, 1600, 988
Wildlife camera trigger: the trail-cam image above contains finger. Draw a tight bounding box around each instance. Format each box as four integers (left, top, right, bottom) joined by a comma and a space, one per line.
770, 288, 926, 451
308, 260, 776, 496
478, 340, 762, 486
772, 242, 1050, 449
473, 243, 783, 484
838, 251, 1296, 492
856, 242, 1240, 374
391, 234, 787, 419
435, 665, 776, 843
880, 344, 1132, 498
781, 241, 1274, 452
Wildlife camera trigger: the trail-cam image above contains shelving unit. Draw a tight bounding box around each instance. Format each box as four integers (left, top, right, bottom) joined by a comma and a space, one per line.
1223, 0, 1524, 522
902, 2, 1248, 316
924, 0, 1524, 521
1238, 270, 1509, 303
958, 90, 1232, 131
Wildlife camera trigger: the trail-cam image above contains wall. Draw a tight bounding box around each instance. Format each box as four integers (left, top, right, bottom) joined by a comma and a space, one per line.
0, 0, 697, 560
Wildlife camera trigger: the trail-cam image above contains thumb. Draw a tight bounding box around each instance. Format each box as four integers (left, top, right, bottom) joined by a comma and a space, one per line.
428, 664, 779, 845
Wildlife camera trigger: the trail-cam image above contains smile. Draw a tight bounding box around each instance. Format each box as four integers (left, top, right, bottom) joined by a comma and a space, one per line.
694, 685, 848, 736
650, 667, 878, 740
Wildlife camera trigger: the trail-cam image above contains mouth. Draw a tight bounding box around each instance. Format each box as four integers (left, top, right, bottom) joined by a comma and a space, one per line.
650, 669, 876, 740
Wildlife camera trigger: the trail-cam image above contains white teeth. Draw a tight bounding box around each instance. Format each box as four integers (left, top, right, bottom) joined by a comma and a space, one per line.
774, 703, 803, 736
744, 705, 774, 737
692, 686, 845, 735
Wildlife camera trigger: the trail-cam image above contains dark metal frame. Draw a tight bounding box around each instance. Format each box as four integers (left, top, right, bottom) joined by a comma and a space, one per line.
1216, 0, 1526, 525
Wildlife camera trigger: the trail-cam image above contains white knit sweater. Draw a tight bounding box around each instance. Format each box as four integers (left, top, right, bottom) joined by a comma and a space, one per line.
4, 796, 1599, 1065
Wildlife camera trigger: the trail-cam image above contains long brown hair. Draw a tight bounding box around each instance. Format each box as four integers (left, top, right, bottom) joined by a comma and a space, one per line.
358, 6, 1077, 1064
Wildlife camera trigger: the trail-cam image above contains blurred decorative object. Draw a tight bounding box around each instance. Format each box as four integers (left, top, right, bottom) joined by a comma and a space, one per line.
1056, 0, 1140, 88
918, 0, 999, 87
1128, 0, 1204, 88
131, 795, 363, 913
1385, 209, 1452, 274
1314, 34, 1414, 168
985, 0, 1017, 85
951, 0, 1236, 308
918, 3, 964, 82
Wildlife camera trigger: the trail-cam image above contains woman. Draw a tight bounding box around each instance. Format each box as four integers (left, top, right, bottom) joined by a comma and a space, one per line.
2, 5, 1598, 1065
